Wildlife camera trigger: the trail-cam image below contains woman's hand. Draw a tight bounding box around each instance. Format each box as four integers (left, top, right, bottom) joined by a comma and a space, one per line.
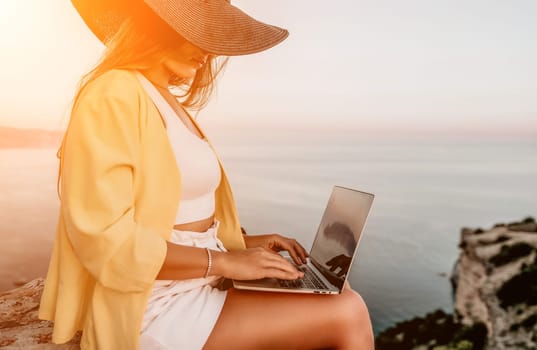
243, 234, 308, 266
212, 248, 304, 281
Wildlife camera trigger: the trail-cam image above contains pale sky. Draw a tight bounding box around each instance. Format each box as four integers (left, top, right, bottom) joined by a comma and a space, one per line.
0, 0, 536, 134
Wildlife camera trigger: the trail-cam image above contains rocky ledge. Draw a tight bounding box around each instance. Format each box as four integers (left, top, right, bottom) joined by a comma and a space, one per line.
0, 278, 80, 349
376, 216, 537, 350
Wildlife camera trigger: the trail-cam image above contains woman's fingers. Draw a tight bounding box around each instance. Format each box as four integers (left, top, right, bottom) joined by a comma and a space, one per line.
265, 268, 302, 281
276, 238, 308, 265
246, 233, 309, 266
282, 241, 303, 266
260, 248, 303, 279
297, 241, 309, 261
223, 247, 305, 281
291, 239, 309, 264
262, 249, 302, 273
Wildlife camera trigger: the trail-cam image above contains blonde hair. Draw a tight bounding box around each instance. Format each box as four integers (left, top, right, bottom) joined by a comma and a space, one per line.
56, 3, 228, 199
74, 3, 228, 111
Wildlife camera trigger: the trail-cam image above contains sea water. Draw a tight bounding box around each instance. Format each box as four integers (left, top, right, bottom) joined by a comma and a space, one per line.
207, 127, 537, 334
1, 128, 536, 335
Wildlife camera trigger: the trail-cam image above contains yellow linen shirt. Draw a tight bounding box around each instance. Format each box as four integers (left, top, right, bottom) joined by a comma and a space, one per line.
38, 68, 246, 349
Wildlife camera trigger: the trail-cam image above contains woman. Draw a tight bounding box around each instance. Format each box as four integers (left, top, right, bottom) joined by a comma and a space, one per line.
39, 0, 375, 349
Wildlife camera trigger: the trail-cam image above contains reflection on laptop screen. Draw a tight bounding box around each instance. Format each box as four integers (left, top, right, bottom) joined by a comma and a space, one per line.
309, 186, 374, 290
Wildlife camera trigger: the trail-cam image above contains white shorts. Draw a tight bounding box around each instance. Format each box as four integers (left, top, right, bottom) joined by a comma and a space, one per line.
139, 220, 228, 350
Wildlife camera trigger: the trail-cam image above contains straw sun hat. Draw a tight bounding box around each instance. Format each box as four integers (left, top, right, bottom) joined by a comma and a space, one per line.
71, 0, 289, 56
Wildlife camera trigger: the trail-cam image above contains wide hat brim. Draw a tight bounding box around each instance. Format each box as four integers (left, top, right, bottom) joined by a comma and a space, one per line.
71, 0, 289, 56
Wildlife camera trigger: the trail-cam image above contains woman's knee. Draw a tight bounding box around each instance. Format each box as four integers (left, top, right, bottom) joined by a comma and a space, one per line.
336, 287, 368, 320
332, 288, 374, 348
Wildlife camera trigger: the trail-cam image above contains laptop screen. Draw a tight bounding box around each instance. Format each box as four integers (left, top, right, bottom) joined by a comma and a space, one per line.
309, 186, 374, 290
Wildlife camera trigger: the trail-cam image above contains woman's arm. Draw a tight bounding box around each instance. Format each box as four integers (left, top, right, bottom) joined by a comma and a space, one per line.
157, 243, 304, 281
61, 74, 168, 293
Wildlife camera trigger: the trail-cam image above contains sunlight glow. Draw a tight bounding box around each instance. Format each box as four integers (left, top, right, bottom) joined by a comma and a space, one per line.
0, 0, 536, 134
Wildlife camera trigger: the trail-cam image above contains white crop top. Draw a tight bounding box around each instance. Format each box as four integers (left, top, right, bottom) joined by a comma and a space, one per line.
135, 71, 221, 224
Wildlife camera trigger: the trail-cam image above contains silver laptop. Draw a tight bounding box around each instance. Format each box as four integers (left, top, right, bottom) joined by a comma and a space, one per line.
233, 186, 374, 294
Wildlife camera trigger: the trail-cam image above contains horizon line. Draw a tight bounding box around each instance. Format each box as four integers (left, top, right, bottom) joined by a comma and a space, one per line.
1, 122, 536, 139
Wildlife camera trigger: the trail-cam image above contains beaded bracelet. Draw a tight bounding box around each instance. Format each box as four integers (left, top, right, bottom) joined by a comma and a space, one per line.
204, 247, 212, 279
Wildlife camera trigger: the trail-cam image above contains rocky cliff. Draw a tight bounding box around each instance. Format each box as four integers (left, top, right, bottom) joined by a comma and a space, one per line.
376, 217, 537, 350
0, 278, 80, 349
451, 217, 537, 349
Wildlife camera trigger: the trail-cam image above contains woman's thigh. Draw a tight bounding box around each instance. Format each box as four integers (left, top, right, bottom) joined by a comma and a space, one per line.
203, 284, 374, 350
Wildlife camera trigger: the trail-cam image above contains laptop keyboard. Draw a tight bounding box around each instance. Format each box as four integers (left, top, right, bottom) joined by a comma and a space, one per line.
277, 265, 329, 290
